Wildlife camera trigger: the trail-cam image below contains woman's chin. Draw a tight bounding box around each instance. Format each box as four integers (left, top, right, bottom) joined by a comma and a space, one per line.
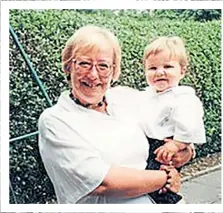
75, 85, 105, 104
81, 93, 104, 105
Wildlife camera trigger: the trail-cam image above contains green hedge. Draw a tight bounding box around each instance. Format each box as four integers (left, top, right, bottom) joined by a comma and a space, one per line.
9, 9, 221, 203
152, 9, 221, 22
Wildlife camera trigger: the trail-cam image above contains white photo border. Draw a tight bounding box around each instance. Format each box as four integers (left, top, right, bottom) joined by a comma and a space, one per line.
1, 0, 223, 212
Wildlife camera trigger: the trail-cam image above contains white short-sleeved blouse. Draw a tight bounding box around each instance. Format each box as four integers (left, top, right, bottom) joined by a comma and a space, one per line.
38, 90, 153, 204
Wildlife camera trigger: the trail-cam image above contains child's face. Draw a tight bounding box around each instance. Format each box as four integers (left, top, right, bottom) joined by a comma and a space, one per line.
145, 52, 185, 92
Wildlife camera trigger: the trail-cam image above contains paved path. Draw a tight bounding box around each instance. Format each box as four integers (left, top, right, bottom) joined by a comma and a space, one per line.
181, 169, 221, 204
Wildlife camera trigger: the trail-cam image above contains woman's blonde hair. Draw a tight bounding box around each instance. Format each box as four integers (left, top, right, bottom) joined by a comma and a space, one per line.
143, 36, 188, 68
62, 25, 121, 82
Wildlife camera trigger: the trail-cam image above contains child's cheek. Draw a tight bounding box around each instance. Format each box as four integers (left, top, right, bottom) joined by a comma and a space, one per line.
146, 73, 154, 85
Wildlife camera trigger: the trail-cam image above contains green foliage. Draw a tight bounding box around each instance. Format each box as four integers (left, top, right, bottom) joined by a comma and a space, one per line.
153, 9, 221, 22
10, 137, 56, 203
9, 9, 221, 203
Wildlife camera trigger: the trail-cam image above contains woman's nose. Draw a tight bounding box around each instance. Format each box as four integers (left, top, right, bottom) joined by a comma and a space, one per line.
88, 65, 99, 79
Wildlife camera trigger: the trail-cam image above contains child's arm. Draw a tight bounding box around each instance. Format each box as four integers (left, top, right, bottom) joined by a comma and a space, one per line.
173, 92, 206, 146
156, 90, 206, 165
154, 139, 190, 165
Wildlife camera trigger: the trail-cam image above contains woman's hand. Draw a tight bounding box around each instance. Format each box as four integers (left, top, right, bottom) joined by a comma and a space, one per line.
160, 165, 181, 193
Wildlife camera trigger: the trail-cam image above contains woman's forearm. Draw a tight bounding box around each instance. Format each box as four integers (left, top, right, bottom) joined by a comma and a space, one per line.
91, 166, 167, 198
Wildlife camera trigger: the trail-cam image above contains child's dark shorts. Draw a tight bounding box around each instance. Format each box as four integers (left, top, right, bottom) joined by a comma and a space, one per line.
146, 137, 182, 204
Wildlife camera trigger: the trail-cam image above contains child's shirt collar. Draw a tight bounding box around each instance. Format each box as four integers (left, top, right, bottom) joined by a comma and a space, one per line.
148, 85, 195, 97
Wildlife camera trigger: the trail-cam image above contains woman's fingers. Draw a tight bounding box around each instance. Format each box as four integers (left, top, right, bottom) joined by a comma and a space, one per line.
161, 187, 167, 193
159, 166, 181, 194
166, 176, 172, 184
166, 168, 181, 193
160, 164, 168, 170
166, 185, 178, 193
160, 164, 174, 170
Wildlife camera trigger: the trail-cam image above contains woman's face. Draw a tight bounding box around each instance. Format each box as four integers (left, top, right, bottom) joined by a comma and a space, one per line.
71, 41, 114, 105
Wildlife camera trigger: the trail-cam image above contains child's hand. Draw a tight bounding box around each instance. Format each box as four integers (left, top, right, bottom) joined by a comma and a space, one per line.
154, 139, 180, 165
172, 145, 194, 168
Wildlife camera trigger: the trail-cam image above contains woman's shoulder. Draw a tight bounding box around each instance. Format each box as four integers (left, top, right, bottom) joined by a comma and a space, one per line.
38, 106, 58, 128
107, 86, 140, 101
109, 85, 139, 94
38, 90, 80, 126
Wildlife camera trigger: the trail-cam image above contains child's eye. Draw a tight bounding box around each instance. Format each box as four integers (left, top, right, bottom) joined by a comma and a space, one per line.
164, 65, 174, 69
148, 67, 157, 71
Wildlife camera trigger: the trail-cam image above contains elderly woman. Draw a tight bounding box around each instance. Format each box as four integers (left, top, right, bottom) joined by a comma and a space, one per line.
38, 25, 193, 204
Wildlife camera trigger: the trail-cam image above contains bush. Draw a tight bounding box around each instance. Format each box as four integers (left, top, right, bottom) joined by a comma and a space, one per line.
152, 9, 221, 22
9, 9, 221, 203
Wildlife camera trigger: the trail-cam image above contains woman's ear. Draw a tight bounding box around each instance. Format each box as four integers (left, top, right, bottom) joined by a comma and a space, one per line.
66, 74, 71, 81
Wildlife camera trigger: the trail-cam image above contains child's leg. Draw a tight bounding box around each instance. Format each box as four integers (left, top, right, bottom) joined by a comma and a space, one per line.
146, 137, 182, 204
146, 137, 164, 170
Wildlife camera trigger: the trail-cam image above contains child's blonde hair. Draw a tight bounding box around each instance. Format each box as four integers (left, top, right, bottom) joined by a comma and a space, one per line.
143, 36, 188, 68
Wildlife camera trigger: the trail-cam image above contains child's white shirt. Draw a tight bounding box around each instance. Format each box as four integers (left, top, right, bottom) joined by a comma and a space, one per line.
138, 86, 206, 144
107, 85, 206, 144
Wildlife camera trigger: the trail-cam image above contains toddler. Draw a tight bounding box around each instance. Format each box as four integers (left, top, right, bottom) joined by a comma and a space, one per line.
140, 36, 206, 203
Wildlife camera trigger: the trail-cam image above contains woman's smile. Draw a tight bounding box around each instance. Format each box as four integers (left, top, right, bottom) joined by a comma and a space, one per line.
80, 81, 102, 88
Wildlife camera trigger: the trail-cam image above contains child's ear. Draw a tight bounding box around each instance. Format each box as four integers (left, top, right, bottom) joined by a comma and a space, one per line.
181, 66, 186, 76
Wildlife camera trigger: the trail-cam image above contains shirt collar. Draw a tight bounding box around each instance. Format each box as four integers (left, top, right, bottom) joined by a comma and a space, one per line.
57, 90, 82, 112
147, 85, 195, 97
148, 86, 178, 97
57, 90, 112, 113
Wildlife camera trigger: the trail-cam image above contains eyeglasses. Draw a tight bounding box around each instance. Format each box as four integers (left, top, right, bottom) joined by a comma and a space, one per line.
72, 58, 114, 77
